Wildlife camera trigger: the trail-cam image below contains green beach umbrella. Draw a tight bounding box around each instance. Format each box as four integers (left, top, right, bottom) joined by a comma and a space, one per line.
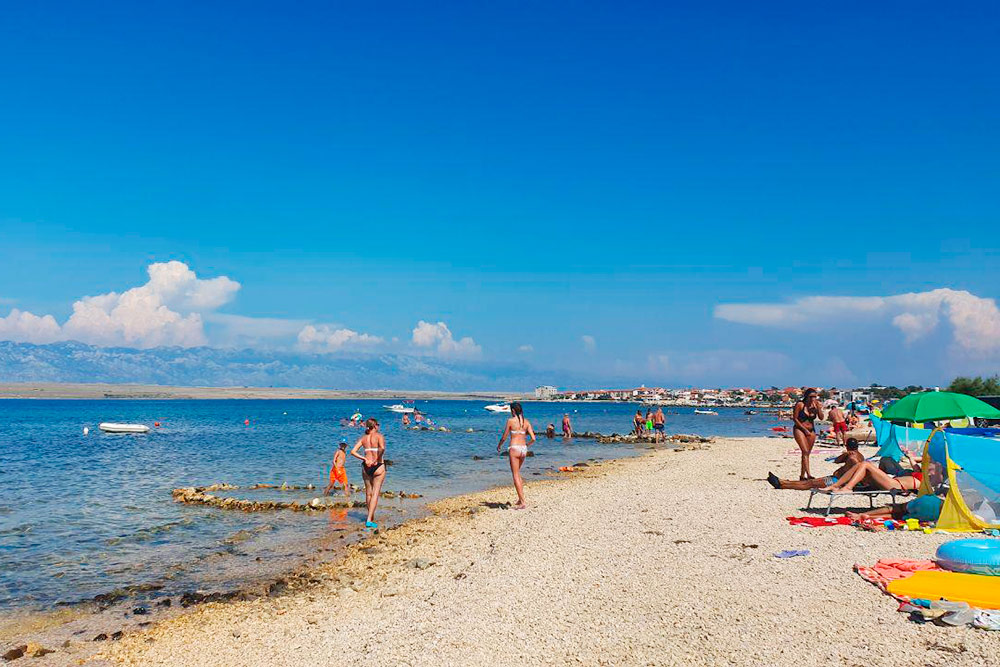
881, 391, 1000, 424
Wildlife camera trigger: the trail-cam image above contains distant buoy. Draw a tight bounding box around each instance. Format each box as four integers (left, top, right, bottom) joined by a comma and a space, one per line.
154, 422, 161, 427
83, 426, 89, 436
244, 419, 250, 426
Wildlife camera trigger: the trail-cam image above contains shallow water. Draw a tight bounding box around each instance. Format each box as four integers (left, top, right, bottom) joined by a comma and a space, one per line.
0, 399, 777, 613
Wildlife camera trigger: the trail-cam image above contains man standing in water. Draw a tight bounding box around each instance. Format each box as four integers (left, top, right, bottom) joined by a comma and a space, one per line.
633, 410, 644, 436
562, 413, 573, 438
653, 407, 665, 442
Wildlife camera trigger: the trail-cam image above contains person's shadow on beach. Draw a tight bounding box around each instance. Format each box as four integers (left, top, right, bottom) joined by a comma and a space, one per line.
481, 501, 512, 510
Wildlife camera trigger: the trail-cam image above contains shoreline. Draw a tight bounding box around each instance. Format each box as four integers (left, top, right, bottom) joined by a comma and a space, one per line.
10, 436, 998, 665
1, 436, 681, 663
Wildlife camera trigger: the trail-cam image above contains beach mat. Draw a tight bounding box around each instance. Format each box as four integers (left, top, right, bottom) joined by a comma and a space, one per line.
887, 570, 1000, 609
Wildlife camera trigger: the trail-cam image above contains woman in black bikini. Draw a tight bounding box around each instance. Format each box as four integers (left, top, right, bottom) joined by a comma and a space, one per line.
350, 417, 386, 529
792, 388, 824, 481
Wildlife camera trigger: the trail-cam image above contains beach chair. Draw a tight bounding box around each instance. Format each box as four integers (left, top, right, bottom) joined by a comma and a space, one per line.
806, 488, 909, 516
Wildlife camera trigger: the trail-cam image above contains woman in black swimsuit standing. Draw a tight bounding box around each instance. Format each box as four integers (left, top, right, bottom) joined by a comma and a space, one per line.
350, 417, 386, 529
792, 388, 824, 480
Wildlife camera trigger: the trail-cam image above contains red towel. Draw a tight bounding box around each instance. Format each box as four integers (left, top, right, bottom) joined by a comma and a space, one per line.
785, 516, 853, 527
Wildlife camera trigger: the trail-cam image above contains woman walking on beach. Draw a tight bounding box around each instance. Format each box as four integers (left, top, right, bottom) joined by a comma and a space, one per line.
497, 402, 535, 509
792, 388, 824, 480
350, 417, 386, 529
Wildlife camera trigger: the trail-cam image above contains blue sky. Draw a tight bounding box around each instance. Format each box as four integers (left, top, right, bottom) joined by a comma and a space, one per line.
2, 2, 999, 388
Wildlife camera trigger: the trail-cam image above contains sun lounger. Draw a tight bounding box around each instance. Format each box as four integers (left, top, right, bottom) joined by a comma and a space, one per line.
806, 488, 911, 516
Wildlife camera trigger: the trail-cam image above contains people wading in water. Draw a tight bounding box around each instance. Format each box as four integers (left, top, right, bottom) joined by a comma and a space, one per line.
350, 418, 386, 528
497, 402, 535, 509
792, 388, 824, 480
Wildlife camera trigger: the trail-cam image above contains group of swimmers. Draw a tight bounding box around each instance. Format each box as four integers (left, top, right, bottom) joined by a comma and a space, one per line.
544, 413, 573, 439
324, 402, 543, 527
633, 407, 666, 442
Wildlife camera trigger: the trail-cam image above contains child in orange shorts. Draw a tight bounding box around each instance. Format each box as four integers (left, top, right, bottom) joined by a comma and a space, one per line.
324, 439, 350, 497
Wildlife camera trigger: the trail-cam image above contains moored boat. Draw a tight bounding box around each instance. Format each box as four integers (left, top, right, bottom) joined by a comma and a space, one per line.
98, 422, 150, 434
484, 403, 511, 413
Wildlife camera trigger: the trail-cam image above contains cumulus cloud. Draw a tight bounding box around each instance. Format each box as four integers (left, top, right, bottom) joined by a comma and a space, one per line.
581, 335, 597, 353
715, 288, 1000, 355
517, 344, 534, 353
297, 324, 383, 353
0, 261, 241, 348
0, 309, 62, 344
411, 320, 482, 359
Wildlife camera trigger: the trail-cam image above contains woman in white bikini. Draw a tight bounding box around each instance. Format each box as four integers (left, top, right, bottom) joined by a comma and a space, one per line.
497, 402, 535, 509
350, 417, 386, 529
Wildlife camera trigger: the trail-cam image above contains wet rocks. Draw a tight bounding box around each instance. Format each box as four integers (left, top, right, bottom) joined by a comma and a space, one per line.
173, 486, 420, 512
2, 646, 25, 661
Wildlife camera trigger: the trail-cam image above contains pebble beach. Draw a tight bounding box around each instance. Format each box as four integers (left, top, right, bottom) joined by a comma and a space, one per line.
70, 436, 996, 666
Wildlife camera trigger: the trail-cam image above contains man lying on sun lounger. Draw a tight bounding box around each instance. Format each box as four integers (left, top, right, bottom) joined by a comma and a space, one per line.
767, 439, 865, 490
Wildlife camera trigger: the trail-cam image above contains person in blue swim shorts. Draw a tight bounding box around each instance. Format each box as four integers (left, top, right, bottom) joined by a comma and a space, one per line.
767, 438, 864, 490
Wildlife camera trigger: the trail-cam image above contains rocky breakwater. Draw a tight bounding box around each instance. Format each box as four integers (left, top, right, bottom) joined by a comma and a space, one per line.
172, 484, 423, 513
570, 431, 714, 447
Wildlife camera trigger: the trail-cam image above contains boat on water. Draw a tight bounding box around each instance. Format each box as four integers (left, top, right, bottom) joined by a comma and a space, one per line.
484, 403, 511, 413
693, 409, 718, 416
98, 422, 150, 434
744, 410, 758, 415
383, 404, 415, 414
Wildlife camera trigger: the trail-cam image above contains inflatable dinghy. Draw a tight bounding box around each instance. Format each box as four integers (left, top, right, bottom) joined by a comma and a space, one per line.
99, 422, 150, 434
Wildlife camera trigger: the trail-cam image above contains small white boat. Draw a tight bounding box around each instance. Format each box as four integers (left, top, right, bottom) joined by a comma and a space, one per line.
693, 409, 718, 416
98, 422, 150, 434
484, 403, 511, 413
383, 404, 415, 414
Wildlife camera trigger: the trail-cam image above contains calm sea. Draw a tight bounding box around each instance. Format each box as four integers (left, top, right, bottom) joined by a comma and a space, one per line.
0, 399, 776, 614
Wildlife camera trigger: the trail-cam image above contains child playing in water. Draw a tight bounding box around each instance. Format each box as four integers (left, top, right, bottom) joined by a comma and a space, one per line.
324, 439, 350, 497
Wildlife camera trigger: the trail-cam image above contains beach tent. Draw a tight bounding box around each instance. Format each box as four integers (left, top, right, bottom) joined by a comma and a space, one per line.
870, 415, 928, 462
918, 428, 1000, 532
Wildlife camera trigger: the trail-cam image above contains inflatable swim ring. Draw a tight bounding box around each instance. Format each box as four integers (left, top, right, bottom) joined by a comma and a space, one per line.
936, 538, 1000, 576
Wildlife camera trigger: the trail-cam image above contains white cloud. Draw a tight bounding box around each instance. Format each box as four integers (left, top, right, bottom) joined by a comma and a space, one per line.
0, 309, 62, 344
411, 320, 482, 359
517, 344, 534, 353
297, 324, 383, 353
0, 261, 241, 348
581, 335, 597, 353
715, 288, 1000, 356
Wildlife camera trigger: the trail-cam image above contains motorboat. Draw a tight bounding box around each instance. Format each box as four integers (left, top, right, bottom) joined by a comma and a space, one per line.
98, 422, 150, 434
383, 404, 415, 414
744, 410, 758, 415
484, 403, 511, 413
693, 409, 718, 416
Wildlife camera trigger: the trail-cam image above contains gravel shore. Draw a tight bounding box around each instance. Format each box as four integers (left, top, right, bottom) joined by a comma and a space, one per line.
95, 436, 997, 666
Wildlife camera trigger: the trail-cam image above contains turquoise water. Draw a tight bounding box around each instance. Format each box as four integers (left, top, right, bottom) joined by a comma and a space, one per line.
0, 400, 776, 613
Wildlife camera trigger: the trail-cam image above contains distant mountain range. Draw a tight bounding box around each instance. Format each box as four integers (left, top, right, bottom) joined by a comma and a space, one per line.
0, 341, 568, 391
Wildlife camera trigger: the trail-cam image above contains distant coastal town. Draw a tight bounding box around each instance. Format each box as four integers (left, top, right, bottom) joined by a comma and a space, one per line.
533, 383, 930, 407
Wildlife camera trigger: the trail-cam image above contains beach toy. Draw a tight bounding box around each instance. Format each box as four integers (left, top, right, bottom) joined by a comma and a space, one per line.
887, 570, 1000, 609
936, 539, 1000, 576
773, 549, 810, 558
905, 518, 920, 531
